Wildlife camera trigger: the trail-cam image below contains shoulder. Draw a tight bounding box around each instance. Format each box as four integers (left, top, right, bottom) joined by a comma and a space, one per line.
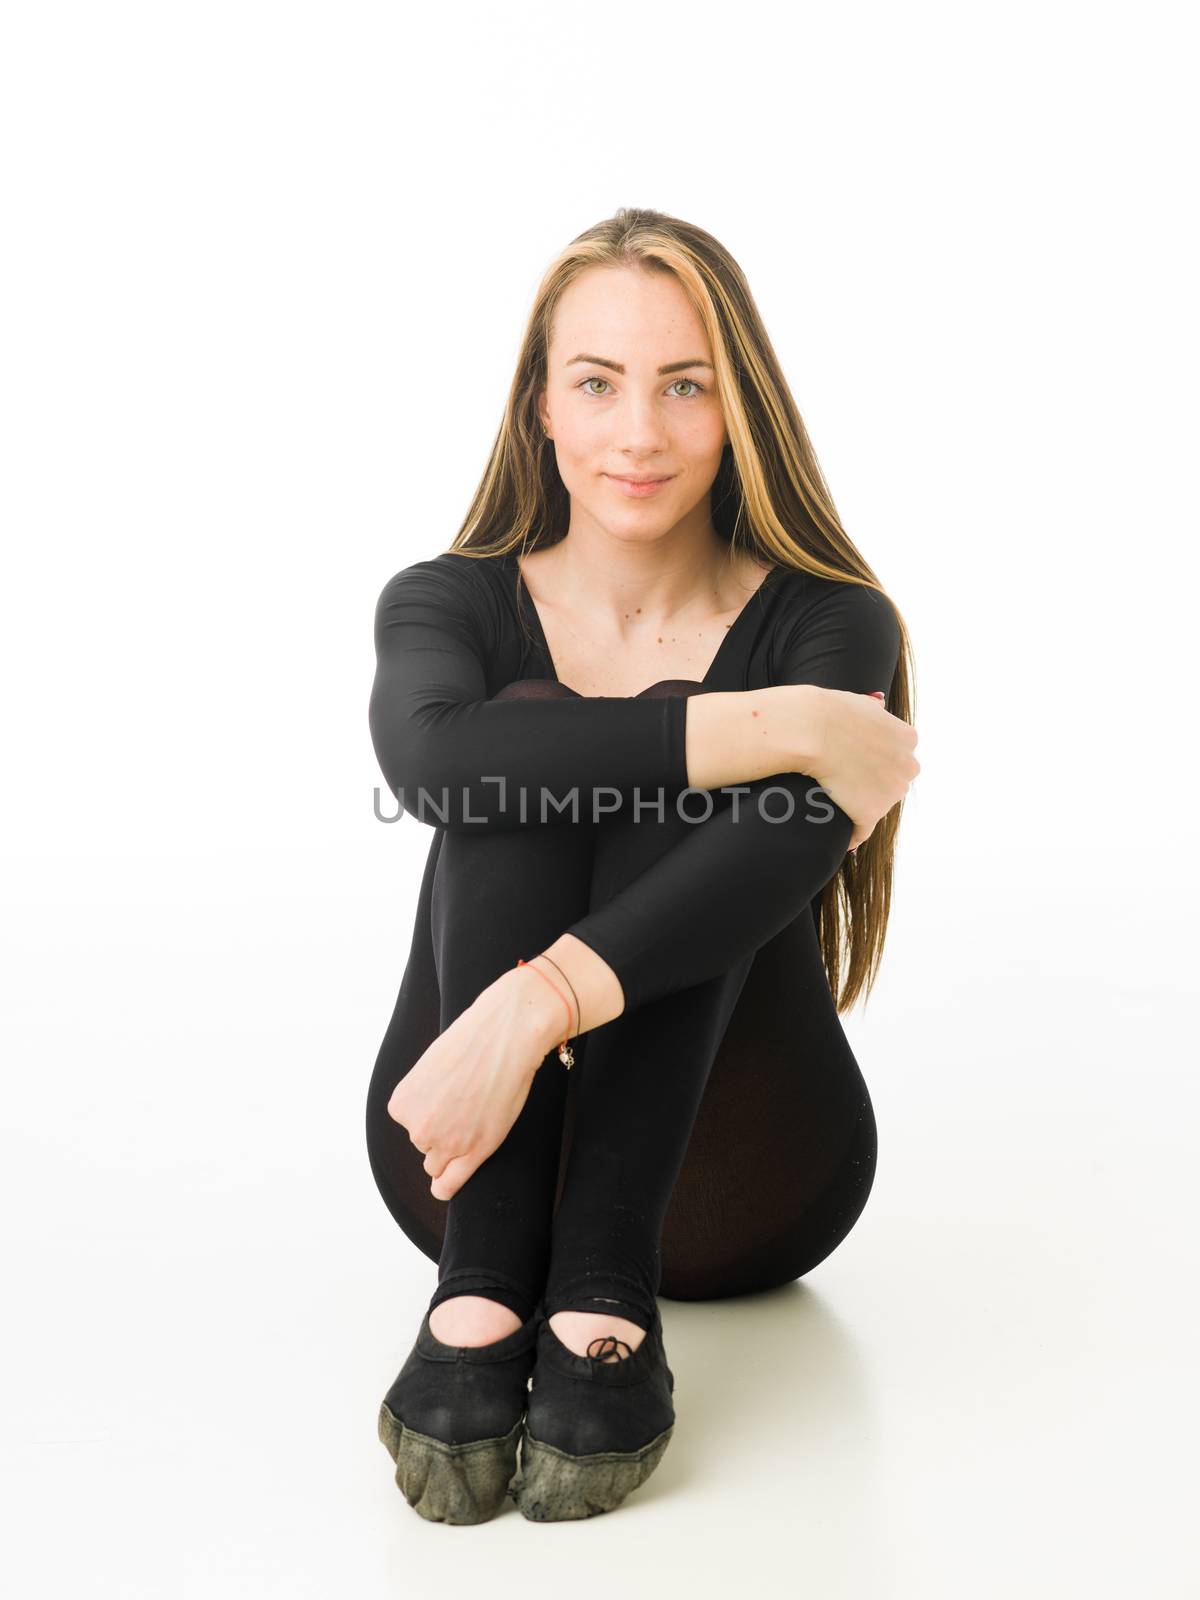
774, 565, 900, 632
375, 550, 494, 603
769, 565, 902, 682
374, 551, 508, 648
375, 550, 513, 616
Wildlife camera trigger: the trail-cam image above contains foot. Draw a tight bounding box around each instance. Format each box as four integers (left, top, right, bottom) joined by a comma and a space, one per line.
549, 1304, 647, 1360
428, 1295, 523, 1348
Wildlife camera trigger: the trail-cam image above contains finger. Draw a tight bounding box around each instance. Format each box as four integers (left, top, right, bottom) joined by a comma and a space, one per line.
422, 1146, 451, 1179
430, 1153, 477, 1203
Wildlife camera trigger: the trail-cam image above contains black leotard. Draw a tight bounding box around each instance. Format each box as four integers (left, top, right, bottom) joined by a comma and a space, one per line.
366, 547, 901, 1331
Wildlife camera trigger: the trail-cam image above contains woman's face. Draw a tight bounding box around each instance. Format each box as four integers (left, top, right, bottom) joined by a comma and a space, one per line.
537, 265, 728, 542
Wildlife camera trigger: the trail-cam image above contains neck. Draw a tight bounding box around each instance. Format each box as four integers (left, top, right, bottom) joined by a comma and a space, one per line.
532, 527, 756, 631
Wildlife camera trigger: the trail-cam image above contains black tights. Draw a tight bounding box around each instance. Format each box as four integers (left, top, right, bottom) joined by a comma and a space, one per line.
365, 679, 878, 1335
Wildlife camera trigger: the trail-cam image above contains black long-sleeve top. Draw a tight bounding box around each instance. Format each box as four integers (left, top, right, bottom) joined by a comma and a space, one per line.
369, 549, 901, 1012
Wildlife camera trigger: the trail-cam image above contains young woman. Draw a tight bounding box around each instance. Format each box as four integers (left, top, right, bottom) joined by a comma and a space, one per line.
366, 207, 919, 1524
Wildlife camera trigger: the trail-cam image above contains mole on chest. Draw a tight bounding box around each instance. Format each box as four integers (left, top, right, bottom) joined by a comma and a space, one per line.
539, 616, 738, 697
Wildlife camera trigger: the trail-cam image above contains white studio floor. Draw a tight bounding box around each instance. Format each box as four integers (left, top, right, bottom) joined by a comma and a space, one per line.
2, 842, 1195, 1600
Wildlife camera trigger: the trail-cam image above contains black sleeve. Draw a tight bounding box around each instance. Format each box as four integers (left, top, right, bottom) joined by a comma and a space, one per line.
368, 557, 691, 830
560, 576, 903, 1011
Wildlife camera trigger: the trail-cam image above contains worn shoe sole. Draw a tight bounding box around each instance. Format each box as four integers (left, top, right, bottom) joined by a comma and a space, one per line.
510, 1421, 675, 1521
377, 1400, 522, 1524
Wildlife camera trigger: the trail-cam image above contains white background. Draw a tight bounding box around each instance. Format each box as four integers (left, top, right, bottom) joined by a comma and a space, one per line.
2, 1, 1196, 1594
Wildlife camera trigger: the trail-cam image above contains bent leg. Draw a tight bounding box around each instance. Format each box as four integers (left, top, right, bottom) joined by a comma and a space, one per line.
542, 682, 880, 1332
366, 679, 597, 1325
366, 681, 880, 1331
542, 682, 757, 1334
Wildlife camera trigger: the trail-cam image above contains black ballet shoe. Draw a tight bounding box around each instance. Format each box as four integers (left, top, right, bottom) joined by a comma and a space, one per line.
510, 1302, 676, 1521
376, 1303, 541, 1525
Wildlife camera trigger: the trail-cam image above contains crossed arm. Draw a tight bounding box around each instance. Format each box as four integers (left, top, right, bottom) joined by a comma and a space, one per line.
558, 579, 902, 1010
369, 557, 901, 1015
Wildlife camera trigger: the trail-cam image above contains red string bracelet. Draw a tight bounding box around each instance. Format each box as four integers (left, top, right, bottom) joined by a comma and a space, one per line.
516, 958, 576, 1068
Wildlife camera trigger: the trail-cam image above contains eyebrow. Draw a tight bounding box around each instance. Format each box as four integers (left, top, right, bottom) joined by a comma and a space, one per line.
565, 353, 714, 376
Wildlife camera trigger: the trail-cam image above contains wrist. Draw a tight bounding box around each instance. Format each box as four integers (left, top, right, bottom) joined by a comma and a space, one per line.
779, 683, 827, 778
505, 959, 575, 1061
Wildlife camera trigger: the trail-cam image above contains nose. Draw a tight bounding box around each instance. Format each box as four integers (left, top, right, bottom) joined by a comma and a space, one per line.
615, 396, 670, 456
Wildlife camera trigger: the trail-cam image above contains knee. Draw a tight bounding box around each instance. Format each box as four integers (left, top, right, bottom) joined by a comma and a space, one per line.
490, 678, 580, 702
635, 678, 706, 699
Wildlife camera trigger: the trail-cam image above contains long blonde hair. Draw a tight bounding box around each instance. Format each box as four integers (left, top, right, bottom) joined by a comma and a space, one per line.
444, 206, 916, 1012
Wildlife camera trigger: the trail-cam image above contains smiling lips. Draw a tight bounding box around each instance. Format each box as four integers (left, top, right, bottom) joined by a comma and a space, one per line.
606, 473, 674, 497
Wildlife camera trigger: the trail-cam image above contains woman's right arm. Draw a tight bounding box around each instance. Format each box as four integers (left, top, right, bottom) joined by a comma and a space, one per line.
371, 558, 842, 832
369, 556, 910, 836
370, 559, 691, 829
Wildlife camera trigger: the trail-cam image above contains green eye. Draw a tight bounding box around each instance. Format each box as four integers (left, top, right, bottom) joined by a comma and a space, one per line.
577, 377, 707, 398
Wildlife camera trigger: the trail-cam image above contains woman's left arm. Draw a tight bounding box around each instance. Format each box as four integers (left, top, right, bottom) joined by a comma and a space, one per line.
554, 577, 906, 1013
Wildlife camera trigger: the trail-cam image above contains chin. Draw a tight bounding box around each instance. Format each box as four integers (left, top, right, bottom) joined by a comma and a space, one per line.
588, 519, 673, 548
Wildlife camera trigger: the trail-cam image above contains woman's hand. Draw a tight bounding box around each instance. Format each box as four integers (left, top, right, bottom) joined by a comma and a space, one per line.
797, 685, 920, 851
387, 965, 564, 1203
